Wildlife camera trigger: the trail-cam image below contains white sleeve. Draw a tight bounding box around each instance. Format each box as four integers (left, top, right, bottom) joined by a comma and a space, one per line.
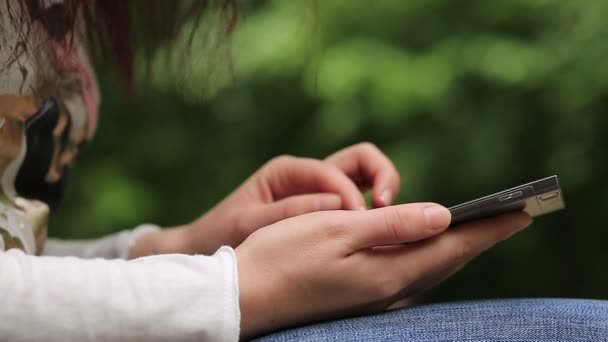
0, 246, 241, 342
43, 224, 160, 259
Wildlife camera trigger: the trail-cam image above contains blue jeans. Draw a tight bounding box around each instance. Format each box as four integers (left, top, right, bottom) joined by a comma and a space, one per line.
254, 299, 608, 341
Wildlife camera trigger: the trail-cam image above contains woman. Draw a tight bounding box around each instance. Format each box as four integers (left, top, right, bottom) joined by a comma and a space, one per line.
1, 1, 606, 341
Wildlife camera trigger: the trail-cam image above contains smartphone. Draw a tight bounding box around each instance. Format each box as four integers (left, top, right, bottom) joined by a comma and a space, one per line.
448, 175, 565, 226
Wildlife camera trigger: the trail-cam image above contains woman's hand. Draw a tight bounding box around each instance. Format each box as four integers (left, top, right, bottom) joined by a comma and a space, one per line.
194, 143, 401, 254
236, 203, 532, 339
130, 143, 400, 257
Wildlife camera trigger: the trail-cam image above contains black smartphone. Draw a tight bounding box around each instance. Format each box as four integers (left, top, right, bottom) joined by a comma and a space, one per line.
448, 175, 565, 227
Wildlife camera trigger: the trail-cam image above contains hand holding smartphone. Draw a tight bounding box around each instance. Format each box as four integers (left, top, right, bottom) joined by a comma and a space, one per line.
448, 175, 565, 226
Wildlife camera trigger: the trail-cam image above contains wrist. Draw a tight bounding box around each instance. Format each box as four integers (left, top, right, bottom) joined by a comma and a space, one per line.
190, 211, 239, 254
128, 224, 194, 258
237, 248, 287, 339
237, 250, 261, 340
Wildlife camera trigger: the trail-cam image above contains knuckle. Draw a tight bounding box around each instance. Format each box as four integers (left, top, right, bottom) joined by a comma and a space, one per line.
323, 216, 349, 239
289, 198, 319, 217
393, 171, 402, 188
311, 196, 325, 212
369, 276, 401, 300
357, 141, 379, 154
270, 154, 296, 166
453, 238, 477, 263
280, 203, 295, 220
381, 207, 412, 242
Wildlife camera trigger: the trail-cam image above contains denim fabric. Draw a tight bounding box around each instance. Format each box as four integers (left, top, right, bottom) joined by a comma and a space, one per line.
255, 299, 608, 341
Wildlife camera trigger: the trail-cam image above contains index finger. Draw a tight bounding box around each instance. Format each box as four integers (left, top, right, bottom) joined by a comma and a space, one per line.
263, 156, 366, 210
325, 143, 400, 208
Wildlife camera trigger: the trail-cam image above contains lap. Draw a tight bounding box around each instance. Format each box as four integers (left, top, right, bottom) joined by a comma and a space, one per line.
254, 298, 608, 341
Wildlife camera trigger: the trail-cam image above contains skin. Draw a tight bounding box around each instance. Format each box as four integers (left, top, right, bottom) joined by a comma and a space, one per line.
127, 142, 532, 339
128, 142, 403, 257
237, 208, 531, 339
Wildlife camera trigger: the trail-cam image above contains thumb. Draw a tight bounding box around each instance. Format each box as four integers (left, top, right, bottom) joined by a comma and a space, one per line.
347, 203, 451, 250
256, 193, 343, 227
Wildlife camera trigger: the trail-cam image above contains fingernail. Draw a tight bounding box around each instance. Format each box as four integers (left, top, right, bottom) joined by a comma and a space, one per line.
423, 205, 451, 230
380, 189, 393, 206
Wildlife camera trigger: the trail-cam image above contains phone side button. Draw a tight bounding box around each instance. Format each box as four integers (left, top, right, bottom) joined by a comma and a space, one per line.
498, 191, 523, 201
539, 191, 560, 201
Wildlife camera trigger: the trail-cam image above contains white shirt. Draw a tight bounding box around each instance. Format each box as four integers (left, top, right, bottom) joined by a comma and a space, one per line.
0, 226, 241, 342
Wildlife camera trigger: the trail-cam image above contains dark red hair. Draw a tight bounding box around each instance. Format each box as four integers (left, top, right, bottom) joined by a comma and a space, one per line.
4, 0, 237, 85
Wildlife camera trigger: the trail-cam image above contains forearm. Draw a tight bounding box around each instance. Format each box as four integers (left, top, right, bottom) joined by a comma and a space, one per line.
127, 224, 197, 258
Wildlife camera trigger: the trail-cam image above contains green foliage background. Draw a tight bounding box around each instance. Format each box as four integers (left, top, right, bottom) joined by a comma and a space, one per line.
52, 1, 608, 301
